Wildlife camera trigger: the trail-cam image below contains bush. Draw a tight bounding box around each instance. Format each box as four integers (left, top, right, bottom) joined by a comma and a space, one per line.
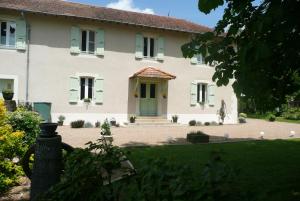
129, 116, 136, 123
268, 114, 276, 122
70, 120, 84, 128
282, 107, 300, 120
7, 107, 41, 145
189, 120, 196, 126
211, 121, 218, 126
239, 117, 246, 123
187, 131, 209, 143
196, 121, 202, 126
239, 113, 247, 118
58, 115, 65, 121
0, 100, 26, 194
95, 121, 101, 128
100, 119, 111, 136
204, 122, 210, 126
84, 122, 93, 128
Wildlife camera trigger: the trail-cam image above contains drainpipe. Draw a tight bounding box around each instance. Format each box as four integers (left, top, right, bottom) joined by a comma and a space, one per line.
21, 11, 30, 103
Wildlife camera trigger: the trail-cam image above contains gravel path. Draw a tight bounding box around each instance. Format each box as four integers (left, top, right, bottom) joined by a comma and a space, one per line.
58, 119, 300, 148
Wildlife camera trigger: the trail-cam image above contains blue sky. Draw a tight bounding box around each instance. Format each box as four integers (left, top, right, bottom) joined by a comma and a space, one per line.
68, 0, 226, 28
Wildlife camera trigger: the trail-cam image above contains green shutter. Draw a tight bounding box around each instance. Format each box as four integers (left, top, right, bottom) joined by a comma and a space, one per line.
208, 84, 216, 106
70, 26, 80, 54
69, 76, 79, 103
135, 33, 143, 59
190, 82, 197, 106
94, 77, 104, 104
191, 56, 197, 64
96, 29, 104, 56
16, 19, 26, 50
157, 37, 165, 61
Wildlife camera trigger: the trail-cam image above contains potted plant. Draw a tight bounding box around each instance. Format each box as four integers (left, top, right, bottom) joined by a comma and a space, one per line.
95, 121, 101, 128
101, 119, 113, 143
39, 122, 58, 138
172, 115, 178, 123
57, 115, 65, 126
129, 115, 136, 123
2, 89, 14, 101
110, 117, 117, 126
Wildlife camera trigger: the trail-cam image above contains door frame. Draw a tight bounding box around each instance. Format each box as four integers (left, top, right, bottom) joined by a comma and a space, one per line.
139, 80, 159, 116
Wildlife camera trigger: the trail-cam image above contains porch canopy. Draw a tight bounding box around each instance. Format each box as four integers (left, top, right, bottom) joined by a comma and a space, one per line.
130, 67, 176, 80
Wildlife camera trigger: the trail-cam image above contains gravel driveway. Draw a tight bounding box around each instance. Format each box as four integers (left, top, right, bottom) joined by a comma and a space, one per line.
57, 119, 300, 148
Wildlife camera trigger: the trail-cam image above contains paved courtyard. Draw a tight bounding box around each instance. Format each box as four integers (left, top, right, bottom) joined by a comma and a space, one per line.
57, 119, 300, 148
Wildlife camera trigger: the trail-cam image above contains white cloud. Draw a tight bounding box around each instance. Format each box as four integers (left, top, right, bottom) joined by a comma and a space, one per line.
106, 0, 155, 14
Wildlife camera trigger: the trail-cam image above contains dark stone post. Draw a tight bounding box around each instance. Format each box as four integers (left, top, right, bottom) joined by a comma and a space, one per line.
30, 123, 62, 201
4, 100, 17, 112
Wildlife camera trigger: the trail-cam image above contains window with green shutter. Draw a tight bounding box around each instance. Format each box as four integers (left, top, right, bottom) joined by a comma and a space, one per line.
94, 77, 104, 104
15, 19, 26, 50
190, 82, 197, 106
69, 76, 79, 103
70, 26, 80, 54
135, 33, 143, 59
96, 29, 104, 56
157, 36, 164, 61
208, 84, 216, 106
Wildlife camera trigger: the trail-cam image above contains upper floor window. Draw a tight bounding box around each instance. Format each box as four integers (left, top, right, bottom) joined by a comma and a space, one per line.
0, 21, 16, 48
197, 83, 207, 104
143, 37, 156, 58
196, 54, 205, 65
81, 30, 95, 54
80, 77, 94, 100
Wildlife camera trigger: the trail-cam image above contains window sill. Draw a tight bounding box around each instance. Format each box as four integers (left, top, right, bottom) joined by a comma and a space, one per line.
142, 57, 159, 63
78, 52, 97, 58
0, 45, 16, 51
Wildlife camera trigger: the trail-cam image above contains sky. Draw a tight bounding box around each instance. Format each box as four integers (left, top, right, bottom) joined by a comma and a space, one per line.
67, 0, 226, 28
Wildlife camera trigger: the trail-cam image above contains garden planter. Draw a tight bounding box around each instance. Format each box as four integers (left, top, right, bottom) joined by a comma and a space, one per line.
39, 123, 58, 137
130, 118, 136, 123
102, 135, 113, 144
2, 92, 14, 100
187, 132, 209, 143
57, 121, 64, 126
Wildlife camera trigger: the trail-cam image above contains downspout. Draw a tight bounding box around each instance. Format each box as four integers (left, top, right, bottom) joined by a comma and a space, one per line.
21, 11, 30, 102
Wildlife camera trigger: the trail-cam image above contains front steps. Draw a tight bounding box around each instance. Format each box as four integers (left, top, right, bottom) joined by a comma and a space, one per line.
129, 116, 175, 126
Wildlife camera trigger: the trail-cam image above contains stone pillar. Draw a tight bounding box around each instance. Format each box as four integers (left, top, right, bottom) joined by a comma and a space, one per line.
30, 129, 62, 200
4, 100, 17, 112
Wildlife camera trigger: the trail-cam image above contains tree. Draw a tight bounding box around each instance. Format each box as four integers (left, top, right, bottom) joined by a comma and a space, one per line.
182, 0, 300, 112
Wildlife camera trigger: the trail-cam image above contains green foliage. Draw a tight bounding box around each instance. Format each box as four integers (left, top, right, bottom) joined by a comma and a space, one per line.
129, 116, 136, 123
239, 117, 246, 123
187, 131, 209, 143
239, 113, 247, 118
70, 120, 84, 128
282, 107, 300, 120
84, 122, 93, 128
183, 0, 300, 111
267, 114, 276, 122
204, 122, 210, 126
7, 107, 41, 145
58, 115, 65, 121
189, 120, 196, 126
172, 115, 178, 123
101, 119, 111, 136
95, 121, 101, 128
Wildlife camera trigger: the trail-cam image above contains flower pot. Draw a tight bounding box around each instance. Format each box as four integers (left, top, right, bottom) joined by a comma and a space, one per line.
39, 123, 58, 138
57, 121, 64, 126
2, 92, 14, 100
130, 118, 135, 123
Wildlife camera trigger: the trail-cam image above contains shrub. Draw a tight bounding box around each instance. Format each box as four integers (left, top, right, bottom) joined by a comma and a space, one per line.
239, 117, 246, 123
129, 116, 136, 123
7, 107, 41, 145
0, 100, 26, 194
58, 115, 65, 121
239, 113, 247, 118
268, 114, 276, 122
172, 115, 178, 123
211, 121, 218, 126
189, 120, 196, 126
70, 120, 84, 128
204, 122, 210, 126
282, 107, 300, 120
187, 131, 209, 143
100, 119, 111, 136
196, 121, 202, 126
84, 122, 93, 128
95, 121, 101, 128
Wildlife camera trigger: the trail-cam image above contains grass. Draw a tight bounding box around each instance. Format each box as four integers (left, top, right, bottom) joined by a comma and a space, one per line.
126, 140, 300, 201
248, 114, 300, 124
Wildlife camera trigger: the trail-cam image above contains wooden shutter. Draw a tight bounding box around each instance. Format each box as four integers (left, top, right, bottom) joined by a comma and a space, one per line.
135, 33, 143, 59
16, 19, 26, 50
70, 26, 80, 54
94, 77, 104, 104
190, 82, 197, 106
69, 76, 79, 103
157, 36, 165, 61
96, 29, 104, 56
208, 84, 216, 106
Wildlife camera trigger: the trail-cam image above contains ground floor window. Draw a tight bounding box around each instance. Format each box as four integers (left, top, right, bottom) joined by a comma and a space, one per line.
0, 21, 16, 47
80, 77, 94, 100
197, 83, 207, 104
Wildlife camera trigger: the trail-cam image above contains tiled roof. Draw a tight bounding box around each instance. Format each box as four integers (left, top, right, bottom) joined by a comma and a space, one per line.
0, 0, 212, 33
131, 67, 176, 80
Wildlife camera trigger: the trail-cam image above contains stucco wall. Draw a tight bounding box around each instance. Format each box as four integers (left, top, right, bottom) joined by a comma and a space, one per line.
0, 10, 237, 124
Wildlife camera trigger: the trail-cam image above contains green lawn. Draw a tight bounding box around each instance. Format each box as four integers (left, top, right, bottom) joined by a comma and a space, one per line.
248, 114, 300, 124
126, 140, 300, 201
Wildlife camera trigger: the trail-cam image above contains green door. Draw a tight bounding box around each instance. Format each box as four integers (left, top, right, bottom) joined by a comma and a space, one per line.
140, 83, 157, 116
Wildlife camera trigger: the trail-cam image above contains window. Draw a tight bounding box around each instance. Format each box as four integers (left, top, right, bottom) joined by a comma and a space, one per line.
143, 37, 155, 58
197, 83, 207, 104
80, 77, 94, 100
81, 30, 95, 54
140, 83, 146, 98
150, 84, 156, 98
196, 54, 205, 65
0, 21, 16, 47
